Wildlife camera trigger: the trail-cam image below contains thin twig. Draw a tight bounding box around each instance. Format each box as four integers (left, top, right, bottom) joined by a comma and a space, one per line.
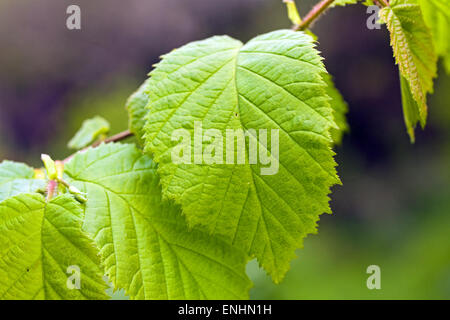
46, 180, 58, 201
292, 0, 336, 31
92, 129, 133, 147
63, 129, 134, 163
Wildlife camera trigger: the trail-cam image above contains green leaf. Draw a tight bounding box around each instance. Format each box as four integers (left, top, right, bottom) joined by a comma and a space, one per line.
323, 73, 349, 144
418, 0, 450, 74
143, 30, 340, 282
284, 0, 302, 25
64, 143, 251, 299
41, 154, 57, 180
400, 71, 421, 142
330, 1, 377, 8
331, 0, 359, 7
380, 0, 438, 132
0, 193, 108, 300
68, 116, 110, 150
0, 161, 46, 202
126, 79, 150, 146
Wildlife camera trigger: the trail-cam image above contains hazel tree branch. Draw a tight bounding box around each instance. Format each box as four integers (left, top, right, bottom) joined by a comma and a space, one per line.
92, 129, 133, 147
292, 0, 336, 31
63, 129, 134, 163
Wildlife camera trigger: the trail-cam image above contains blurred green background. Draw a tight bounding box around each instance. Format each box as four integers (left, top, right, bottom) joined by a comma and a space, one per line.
0, 0, 449, 299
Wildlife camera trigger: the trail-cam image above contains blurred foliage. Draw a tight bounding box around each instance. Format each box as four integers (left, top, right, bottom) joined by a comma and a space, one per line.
248, 194, 450, 300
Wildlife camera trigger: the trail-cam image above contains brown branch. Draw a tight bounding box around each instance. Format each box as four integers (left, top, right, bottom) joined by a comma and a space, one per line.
292, 0, 336, 31
92, 129, 133, 147
63, 129, 134, 163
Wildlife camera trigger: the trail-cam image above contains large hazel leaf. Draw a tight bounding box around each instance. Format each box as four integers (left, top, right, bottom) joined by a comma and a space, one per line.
143, 30, 340, 282
64, 143, 251, 299
380, 0, 438, 139
0, 161, 46, 202
0, 193, 108, 300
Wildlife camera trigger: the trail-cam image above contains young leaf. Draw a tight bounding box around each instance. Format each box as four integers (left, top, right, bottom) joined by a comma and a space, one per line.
0, 193, 108, 300
379, 0, 438, 130
41, 154, 58, 180
143, 30, 340, 282
331, 0, 359, 7
64, 143, 251, 299
418, 0, 450, 74
0, 161, 46, 202
323, 73, 349, 144
126, 79, 151, 146
284, 0, 302, 26
400, 71, 421, 142
68, 116, 110, 150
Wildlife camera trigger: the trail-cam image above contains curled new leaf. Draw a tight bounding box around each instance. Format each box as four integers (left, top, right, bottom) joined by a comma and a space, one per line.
331, 0, 359, 7
380, 0, 438, 140
400, 71, 421, 142
418, 0, 450, 74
